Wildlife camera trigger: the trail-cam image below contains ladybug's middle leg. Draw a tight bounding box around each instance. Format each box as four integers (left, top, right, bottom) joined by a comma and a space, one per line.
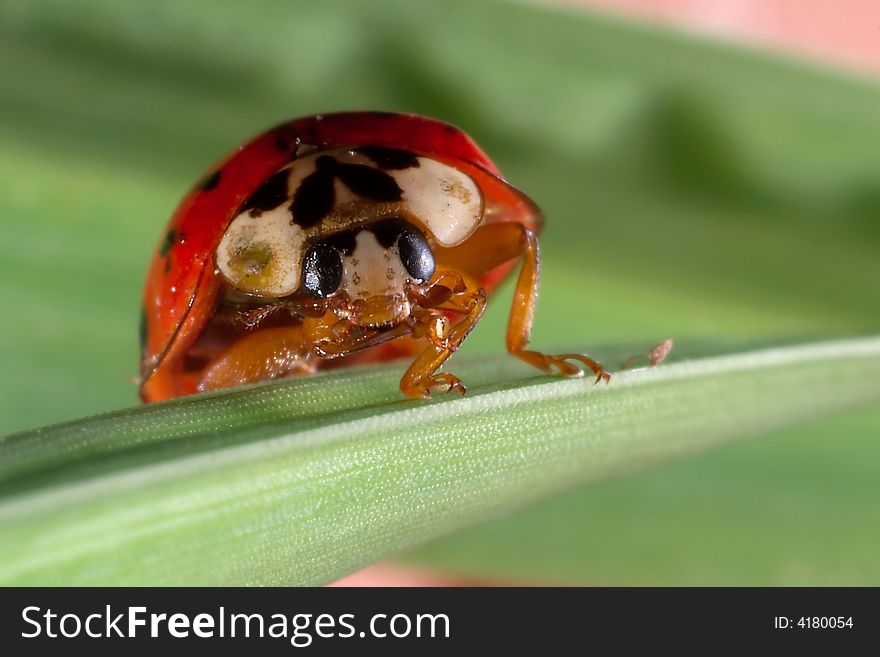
436, 222, 610, 383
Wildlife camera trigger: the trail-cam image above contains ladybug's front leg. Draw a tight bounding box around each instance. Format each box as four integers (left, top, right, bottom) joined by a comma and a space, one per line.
399, 281, 486, 398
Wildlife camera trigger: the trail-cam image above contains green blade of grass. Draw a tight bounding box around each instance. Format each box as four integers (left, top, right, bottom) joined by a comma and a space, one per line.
1, 336, 877, 585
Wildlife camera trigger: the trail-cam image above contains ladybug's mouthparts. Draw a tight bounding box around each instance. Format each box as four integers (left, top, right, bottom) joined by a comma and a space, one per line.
345, 293, 412, 329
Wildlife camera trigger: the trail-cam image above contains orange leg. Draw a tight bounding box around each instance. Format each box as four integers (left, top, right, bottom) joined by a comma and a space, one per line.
503, 226, 610, 382
435, 222, 610, 384
399, 283, 486, 398
197, 325, 317, 393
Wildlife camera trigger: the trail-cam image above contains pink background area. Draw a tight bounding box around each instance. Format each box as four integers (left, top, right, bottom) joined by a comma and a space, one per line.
551, 0, 880, 76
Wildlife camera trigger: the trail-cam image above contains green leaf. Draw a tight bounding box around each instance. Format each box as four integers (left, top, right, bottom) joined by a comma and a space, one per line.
1, 337, 878, 585
2, 0, 880, 584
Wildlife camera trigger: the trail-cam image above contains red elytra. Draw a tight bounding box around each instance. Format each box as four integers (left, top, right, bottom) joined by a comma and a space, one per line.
140, 111, 607, 403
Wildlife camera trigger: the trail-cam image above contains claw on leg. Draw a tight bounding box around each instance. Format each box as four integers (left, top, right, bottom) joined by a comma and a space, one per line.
556, 353, 611, 383
515, 350, 611, 383
427, 372, 467, 396
400, 370, 466, 399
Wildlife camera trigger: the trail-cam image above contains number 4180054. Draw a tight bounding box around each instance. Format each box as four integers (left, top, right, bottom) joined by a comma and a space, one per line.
800, 617, 853, 629
775, 616, 854, 629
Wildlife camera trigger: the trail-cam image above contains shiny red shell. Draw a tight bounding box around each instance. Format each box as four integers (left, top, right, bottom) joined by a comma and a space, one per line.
140, 112, 541, 401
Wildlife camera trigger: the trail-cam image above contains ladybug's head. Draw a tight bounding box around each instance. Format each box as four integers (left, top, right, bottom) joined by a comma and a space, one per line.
299, 218, 435, 327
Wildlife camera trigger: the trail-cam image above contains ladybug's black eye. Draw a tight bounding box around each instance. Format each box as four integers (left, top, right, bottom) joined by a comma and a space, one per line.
302, 242, 343, 298
397, 227, 435, 282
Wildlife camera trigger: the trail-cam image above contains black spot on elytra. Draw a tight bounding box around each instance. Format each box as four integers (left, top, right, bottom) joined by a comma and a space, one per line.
367, 111, 397, 119
290, 155, 402, 228
357, 146, 420, 170
371, 217, 408, 248
272, 126, 301, 156
323, 230, 357, 256
139, 307, 148, 352
240, 170, 290, 217
196, 169, 221, 192
159, 229, 178, 257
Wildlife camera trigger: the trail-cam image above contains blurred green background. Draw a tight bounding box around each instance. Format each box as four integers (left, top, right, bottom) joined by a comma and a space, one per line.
1, 0, 878, 584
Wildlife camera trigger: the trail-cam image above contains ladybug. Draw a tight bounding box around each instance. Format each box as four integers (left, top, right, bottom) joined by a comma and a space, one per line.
139, 112, 609, 402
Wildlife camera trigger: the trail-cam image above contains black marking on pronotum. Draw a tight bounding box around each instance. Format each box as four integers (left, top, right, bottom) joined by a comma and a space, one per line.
196, 170, 221, 192
371, 217, 408, 248
314, 155, 336, 173
322, 231, 357, 256
240, 170, 290, 217
301, 243, 343, 298
290, 163, 335, 229
290, 156, 403, 228
159, 229, 179, 257
357, 147, 420, 170
334, 162, 402, 201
